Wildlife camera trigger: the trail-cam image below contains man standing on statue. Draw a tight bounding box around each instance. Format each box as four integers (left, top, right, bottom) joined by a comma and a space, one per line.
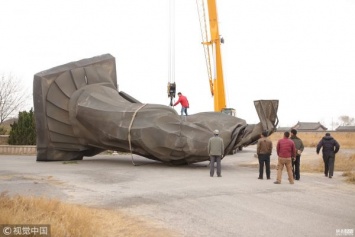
173, 92, 189, 116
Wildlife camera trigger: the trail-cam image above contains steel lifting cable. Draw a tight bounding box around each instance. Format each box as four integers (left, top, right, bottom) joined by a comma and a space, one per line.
168, 0, 176, 106
196, 0, 214, 96
128, 103, 147, 166
168, 0, 175, 85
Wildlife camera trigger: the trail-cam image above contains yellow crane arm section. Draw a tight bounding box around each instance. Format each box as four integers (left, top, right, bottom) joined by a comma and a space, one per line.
198, 0, 226, 112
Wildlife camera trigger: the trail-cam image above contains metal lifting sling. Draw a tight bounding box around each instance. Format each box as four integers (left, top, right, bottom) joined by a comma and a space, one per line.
167, 0, 176, 106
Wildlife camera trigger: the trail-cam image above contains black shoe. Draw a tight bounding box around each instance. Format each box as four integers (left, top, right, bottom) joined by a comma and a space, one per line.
258, 177, 263, 180
267, 177, 271, 180
329, 176, 332, 179
217, 175, 222, 177
325, 174, 328, 177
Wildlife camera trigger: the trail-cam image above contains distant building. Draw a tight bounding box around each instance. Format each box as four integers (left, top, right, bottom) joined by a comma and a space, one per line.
292, 122, 327, 131
335, 125, 355, 132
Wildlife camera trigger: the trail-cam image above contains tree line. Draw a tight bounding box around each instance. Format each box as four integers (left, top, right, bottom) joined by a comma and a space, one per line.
0, 73, 34, 144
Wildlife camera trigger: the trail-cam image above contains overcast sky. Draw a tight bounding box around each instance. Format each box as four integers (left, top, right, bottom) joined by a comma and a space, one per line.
1, 0, 354, 128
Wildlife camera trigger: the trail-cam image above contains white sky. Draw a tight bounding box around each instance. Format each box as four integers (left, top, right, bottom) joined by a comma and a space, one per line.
1, 0, 354, 128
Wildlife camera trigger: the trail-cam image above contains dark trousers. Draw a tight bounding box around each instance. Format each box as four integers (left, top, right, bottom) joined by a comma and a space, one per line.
292, 155, 301, 180
258, 154, 270, 179
323, 154, 335, 177
210, 155, 221, 177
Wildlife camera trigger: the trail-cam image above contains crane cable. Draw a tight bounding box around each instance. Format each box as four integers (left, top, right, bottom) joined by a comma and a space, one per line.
196, 0, 214, 97
167, 0, 176, 106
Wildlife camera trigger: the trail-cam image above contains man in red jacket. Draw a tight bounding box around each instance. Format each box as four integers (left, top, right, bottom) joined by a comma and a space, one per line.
173, 92, 189, 116
275, 131, 296, 184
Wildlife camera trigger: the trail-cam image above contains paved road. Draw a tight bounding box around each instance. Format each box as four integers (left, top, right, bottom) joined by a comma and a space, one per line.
1, 146, 354, 237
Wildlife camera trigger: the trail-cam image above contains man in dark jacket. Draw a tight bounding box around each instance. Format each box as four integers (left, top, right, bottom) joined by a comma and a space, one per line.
316, 133, 340, 178
257, 131, 273, 180
290, 129, 304, 180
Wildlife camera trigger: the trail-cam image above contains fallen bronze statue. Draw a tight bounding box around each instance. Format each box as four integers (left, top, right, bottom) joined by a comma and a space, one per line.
33, 54, 279, 165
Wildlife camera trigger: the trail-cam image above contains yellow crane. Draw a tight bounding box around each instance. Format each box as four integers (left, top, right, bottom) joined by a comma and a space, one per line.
196, 0, 235, 116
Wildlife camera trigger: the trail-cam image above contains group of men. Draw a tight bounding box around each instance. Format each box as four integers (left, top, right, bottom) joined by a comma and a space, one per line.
256, 130, 340, 184
173, 93, 341, 181
257, 129, 304, 184
207, 129, 340, 181
257, 129, 305, 184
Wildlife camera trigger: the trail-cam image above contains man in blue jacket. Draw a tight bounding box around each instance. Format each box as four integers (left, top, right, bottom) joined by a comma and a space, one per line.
316, 133, 340, 178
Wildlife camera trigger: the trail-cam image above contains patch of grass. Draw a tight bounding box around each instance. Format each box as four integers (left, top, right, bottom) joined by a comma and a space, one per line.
62, 161, 78, 165
301, 152, 355, 184
0, 192, 176, 237
342, 171, 355, 183
337, 153, 355, 184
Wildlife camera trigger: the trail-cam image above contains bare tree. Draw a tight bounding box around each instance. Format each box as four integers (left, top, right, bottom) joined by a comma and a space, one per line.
0, 73, 30, 124
338, 115, 355, 126
330, 119, 339, 131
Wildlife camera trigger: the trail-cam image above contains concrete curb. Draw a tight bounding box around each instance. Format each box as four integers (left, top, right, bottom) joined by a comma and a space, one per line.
0, 145, 36, 155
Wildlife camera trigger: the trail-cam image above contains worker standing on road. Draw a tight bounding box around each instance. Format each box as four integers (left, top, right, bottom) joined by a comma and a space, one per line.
274, 131, 296, 184
208, 129, 224, 177
290, 129, 304, 181
256, 131, 273, 180
173, 92, 189, 116
316, 132, 340, 179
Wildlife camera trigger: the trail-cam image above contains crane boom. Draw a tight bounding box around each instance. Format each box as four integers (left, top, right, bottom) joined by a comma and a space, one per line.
197, 0, 234, 114
206, 0, 226, 112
